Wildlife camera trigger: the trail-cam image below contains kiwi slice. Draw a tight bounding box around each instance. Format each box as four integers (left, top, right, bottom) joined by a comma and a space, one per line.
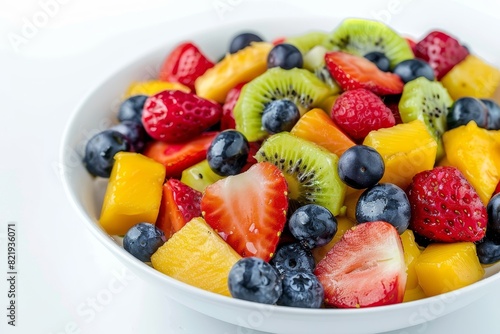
303, 45, 341, 91
180, 160, 224, 192
398, 77, 453, 160
285, 31, 330, 54
234, 67, 334, 142
326, 18, 413, 69
256, 132, 346, 215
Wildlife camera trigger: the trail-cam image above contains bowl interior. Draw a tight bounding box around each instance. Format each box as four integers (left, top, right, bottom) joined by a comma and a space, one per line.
60, 13, 500, 334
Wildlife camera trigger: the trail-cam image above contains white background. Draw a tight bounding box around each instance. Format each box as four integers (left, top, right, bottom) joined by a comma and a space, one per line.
2, 0, 500, 333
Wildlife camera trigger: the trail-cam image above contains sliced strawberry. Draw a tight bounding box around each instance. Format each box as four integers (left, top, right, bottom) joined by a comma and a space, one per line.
142, 90, 222, 142
325, 51, 404, 95
156, 179, 202, 238
414, 31, 469, 80
159, 42, 214, 91
272, 37, 286, 45
201, 162, 288, 261
143, 132, 218, 179
221, 82, 245, 130
314, 221, 406, 308
332, 88, 396, 140
383, 94, 403, 125
407, 166, 487, 242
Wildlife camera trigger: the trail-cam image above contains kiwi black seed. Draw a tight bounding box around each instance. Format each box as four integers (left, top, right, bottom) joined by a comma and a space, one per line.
398, 77, 453, 160
326, 18, 414, 69
256, 132, 346, 216
234, 67, 334, 142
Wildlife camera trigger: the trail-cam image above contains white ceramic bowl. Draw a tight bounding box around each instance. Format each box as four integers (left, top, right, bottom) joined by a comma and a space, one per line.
61, 14, 500, 334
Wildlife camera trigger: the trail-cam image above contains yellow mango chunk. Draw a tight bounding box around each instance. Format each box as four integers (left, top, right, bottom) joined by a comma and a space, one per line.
151, 217, 241, 296
441, 55, 500, 100
415, 242, 484, 297
443, 121, 500, 205
124, 80, 190, 98
195, 42, 273, 103
363, 120, 437, 190
343, 188, 364, 222
99, 152, 165, 235
403, 285, 427, 303
312, 216, 356, 263
401, 230, 422, 290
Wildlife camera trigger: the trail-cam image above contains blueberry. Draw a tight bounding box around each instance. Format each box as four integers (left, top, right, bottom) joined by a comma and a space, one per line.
288, 204, 337, 249
364, 51, 390, 72
337, 145, 385, 189
229, 32, 263, 54
270, 243, 315, 275
356, 183, 411, 234
476, 238, 500, 265
277, 270, 324, 308
261, 99, 300, 134
118, 95, 148, 124
228, 257, 282, 304
207, 130, 249, 176
487, 193, 500, 242
447, 97, 489, 130
83, 130, 131, 178
481, 99, 500, 130
393, 59, 435, 83
123, 223, 166, 262
267, 44, 303, 70
110, 121, 148, 152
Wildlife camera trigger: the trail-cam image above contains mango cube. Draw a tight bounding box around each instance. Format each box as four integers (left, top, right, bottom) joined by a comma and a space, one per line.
99, 152, 165, 235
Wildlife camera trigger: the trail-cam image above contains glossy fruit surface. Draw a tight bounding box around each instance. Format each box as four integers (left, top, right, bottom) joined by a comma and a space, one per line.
277, 270, 324, 308
393, 58, 435, 83
267, 43, 303, 69
447, 97, 489, 130
261, 99, 300, 133
288, 204, 337, 249
84, 130, 131, 178
337, 145, 385, 189
270, 243, 315, 275
118, 95, 148, 123
123, 223, 166, 262
110, 120, 148, 153
207, 130, 250, 176
363, 51, 390, 72
229, 32, 264, 53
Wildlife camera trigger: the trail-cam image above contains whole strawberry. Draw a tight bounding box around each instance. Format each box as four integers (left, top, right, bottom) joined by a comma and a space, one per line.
414, 31, 469, 80
407, 166, 486, 242
221, 83, 246, 130
142, 90, 222, 143
331, 88, 396, 140
159, 42, 214, 91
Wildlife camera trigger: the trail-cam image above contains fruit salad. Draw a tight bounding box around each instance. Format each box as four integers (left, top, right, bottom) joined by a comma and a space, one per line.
82, 18, 500, 308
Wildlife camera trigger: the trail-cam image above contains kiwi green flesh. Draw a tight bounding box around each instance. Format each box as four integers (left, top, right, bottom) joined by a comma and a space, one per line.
234, 67, 334, 142
256, 132, 346, 216
180, 159, 224, 193
285, 31, 330, 54
398, 77, 453, 160
327, 18, 414, 69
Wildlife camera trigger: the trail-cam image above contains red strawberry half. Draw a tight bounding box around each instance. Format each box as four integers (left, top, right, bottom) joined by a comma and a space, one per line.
159, 42, 214, 91
407, 166, 487, 242
156, 179, 202, 238
142, 90, 222, 142
325, 51, 404, 95
221, 82, 245, 130
143, 131, 218, 178
414, 31, 469, 80
331, 88, 396, 140
315, 221, 406, 308
201, 162, 288, 261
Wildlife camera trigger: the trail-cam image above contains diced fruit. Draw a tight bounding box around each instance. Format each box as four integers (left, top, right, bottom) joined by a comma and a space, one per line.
400, 229, 422, 290
195, 42, 273, 103
151, 217, 241, 296
180, 159, 225, 192
315, 221, 407, 308
270, 243, 315, 275
124, 80, 190, 98
99, 152, 165, 235
403, 286, 427, 303
311, 216, 356, 263
414, 31, 469, 80
414, 242, 484, 297
337, 145, 385, 189
207, 130, 249, 176
288, 204, 337, 249
332, 88, 396, 140
142, 90, 222, 143
158, 42, 214, 91
442, 121, 500, 205
143, 131, 218, 179
156, 179, 202, 238
363, 120, 437, 190
441, 55, 500, 100
290, 108, 355, 157
201, 162, 288, 261
325, 51, 404, 95
343, 189, 364, 222
407, 166, 487, 242
123, 223, 166, 262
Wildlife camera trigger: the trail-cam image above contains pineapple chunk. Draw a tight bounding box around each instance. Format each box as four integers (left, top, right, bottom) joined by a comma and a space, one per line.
400, 230, 422, 290
403, 285, 427, 303
151, 217, 241, 296
441, 55, 500, 100
124, 80, 190, 98
363, 120, 437, 190
99, 152, 165, 235
414, 242, 484, 297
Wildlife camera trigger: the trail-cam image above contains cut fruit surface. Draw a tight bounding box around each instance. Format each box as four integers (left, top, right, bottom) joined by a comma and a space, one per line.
124, 80, 190, 98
